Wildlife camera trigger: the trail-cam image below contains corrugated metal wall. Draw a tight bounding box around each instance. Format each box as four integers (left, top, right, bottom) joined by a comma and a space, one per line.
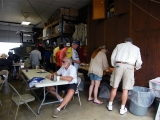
0, 23, 33, 43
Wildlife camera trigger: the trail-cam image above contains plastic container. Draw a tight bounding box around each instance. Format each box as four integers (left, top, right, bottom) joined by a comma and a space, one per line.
128, 86, 155, 116
26, 68, 28, 72
129, 100, 148, 116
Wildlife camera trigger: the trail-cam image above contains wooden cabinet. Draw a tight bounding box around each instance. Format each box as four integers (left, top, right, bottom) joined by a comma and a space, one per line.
132, 29, 160, 87
132, 31, 147, 86
131, 0, 160, 86
145, 30, 160, 85
148, 1, 160, 30
87, 0, 160, 87
114, 0, 130, 15
92, 0, 106, 20
132, 0, 149, 31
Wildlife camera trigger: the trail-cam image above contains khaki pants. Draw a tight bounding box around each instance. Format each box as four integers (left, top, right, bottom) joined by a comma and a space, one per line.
110, 63, 135, 90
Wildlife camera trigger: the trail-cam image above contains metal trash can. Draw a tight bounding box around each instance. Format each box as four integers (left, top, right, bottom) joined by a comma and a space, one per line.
128, 86, 155, 116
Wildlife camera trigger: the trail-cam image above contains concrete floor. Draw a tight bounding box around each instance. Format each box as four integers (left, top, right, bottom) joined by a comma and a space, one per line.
0, 80, 156, 120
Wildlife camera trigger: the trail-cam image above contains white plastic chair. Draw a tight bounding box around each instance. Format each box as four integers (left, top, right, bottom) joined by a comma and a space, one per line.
73, 77, 82, 106
63, 77, 81, 109
0, 79, 5, 89
20, 74, 41, 102
8, 83, 37, 120
0, 70, 10, 91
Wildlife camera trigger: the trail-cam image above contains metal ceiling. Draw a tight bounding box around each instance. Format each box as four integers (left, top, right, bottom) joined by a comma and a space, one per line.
0, 0, 92, 28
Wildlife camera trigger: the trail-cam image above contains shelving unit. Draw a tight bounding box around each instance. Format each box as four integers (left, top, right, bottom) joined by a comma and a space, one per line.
38, 15, 77, 44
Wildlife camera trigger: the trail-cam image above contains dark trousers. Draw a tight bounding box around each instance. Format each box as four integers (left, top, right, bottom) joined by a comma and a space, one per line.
45, 60, 50, 71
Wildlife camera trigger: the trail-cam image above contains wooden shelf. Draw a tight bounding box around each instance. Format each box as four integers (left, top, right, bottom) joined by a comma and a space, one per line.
37, 36, 53, 40
38, 32, 72, 40
107, 3, 114, 10
40, 15, 77, 41
47, 17, 77, 28
48, 19, 61, 27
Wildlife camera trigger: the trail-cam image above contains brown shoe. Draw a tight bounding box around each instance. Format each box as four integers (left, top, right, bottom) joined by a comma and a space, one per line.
52, 109, 59, 118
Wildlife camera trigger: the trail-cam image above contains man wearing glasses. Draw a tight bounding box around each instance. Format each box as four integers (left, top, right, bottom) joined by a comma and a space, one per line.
46, 57, 77, 118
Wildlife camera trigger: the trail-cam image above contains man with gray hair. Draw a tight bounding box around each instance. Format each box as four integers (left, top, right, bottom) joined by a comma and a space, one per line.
107, 38, 142, 115
30, 46, 41, 69
46, 57, 77, 118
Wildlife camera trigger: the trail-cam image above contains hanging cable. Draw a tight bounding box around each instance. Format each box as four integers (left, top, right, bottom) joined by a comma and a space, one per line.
150, 0, 160, 4
21, 1, 28, 21
26, 0, 46, 23
130, 0, 160, 22
21, 11, 27, 21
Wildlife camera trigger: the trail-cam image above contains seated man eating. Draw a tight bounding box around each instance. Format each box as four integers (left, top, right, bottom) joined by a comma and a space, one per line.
47, 57, 77, 118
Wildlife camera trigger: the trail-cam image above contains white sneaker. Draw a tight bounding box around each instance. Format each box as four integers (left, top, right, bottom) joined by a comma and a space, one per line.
120, 107, 127, 115
107, 105, 113, 111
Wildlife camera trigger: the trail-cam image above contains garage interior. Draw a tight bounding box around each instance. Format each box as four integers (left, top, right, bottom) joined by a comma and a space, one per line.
0, 0, 159, 119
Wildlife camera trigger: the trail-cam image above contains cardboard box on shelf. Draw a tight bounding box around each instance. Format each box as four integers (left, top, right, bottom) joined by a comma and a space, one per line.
64, 24, 75, 34
54, 23, 75, 34
58, 8, 70, 19
69, 8, 79, 17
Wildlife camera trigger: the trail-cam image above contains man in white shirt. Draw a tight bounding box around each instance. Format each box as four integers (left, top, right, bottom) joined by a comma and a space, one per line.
30, 46, 41, 69
71, 40, 81, 71
107, 38, 142, 115
47, 57, 77, 118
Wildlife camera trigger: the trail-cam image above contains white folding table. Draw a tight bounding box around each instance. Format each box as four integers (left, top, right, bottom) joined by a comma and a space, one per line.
22, 69, 68, 114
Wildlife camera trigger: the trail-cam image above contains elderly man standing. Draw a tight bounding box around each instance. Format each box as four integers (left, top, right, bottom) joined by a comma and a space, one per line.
47, 57, 77, 118
107, 38, 142, 115
71, 40, 81, 71
30, 46, 41, 69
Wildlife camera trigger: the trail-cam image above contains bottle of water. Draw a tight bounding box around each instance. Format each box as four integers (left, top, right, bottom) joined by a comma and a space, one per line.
26, 68, 28, 72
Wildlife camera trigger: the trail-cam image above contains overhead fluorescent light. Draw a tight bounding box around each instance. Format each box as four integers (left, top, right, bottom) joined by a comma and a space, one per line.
21, 21, 30, 25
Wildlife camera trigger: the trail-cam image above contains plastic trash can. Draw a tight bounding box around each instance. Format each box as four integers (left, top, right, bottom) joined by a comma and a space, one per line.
129, 100, 148, 116
128, 86, 155, 116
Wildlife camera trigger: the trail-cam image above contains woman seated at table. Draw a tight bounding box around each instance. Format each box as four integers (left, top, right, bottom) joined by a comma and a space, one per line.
88, 45, 110, 104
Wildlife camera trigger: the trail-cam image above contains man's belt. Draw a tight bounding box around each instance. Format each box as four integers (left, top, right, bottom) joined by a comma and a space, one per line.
116, 61, 135, 66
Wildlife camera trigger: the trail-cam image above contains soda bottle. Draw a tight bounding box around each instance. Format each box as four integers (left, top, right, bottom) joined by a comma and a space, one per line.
26, 68, 28, 72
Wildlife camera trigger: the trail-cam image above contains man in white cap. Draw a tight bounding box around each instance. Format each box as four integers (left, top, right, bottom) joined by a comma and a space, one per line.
71, 40, 81, 71
59, 42, 71, 63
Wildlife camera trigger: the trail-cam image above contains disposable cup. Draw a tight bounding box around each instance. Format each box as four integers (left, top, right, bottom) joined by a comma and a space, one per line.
57, 76, 60, 81
36, 66, 39, 71
53, 74, 57, 81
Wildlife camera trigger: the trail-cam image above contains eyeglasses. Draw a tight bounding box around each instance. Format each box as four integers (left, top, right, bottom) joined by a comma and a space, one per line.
62, 61, 68, 63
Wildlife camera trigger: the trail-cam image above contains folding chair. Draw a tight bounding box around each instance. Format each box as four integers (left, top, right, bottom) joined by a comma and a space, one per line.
8, 83, 37, 120
63, 77, 82, 109
0, 70, 10, 91
20, 74, 41, 102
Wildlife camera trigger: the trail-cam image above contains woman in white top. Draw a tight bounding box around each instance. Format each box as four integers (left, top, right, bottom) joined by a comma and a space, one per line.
88, 46, 110, 104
